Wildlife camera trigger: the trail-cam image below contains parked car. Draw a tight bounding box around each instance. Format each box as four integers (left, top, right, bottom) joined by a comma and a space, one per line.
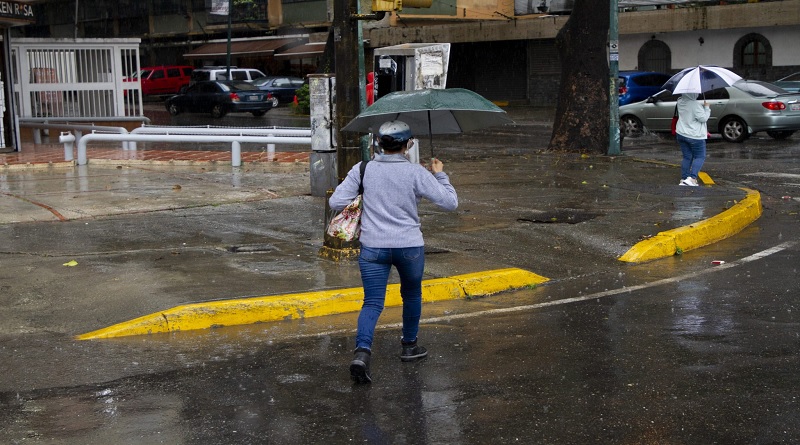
190, 66, 266, 82
129, 65, 193, 95
251, 76, 305, 107
618, 71, 672, 106
619, 80, 800, 142
773, 72, 800, 93
165, 80, 273, 118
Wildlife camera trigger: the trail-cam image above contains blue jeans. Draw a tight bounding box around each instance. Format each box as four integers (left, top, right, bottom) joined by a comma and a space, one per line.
676, 133, 706, 180
356, 245, 425, 350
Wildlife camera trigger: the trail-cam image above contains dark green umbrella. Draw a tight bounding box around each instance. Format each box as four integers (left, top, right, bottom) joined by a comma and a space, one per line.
341, 88, 513, 156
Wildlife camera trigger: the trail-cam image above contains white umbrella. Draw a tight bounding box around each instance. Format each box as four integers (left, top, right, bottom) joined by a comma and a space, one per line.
661, 65, 742, 95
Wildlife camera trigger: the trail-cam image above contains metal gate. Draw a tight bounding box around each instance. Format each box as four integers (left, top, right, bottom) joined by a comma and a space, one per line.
10, 38, 142, 118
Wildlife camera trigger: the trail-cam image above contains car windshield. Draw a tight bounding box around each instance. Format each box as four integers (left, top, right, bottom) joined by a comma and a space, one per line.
778, 72, 800, 82
132, 70, 151, 80
733, 80, 787, 97
252, 77, 274, 86
651, 89, 679, 102
219, 81, 260, 91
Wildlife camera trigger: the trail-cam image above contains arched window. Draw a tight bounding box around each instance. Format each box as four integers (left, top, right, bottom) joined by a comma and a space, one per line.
733, 33, 772, 77
638, 39, 671, 73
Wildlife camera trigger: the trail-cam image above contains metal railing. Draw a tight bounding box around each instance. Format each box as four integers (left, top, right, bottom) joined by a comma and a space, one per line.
128, 125, 311, 151
59, 131, 312, 166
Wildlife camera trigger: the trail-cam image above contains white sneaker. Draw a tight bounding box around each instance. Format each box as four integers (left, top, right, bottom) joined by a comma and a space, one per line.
681, 177, 700, 187
679, 177, 699, 186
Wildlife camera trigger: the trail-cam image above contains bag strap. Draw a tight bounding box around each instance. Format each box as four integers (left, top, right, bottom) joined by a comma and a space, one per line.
673, 105, 679, 117
358, 160, 369, 195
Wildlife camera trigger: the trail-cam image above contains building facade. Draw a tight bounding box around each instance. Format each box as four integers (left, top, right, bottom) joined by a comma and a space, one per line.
11, 0, 800, 107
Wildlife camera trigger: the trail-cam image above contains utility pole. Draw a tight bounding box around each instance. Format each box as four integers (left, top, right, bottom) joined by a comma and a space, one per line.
608, 0, 621, 156
333, 0, 364, 181
319, 0, 366, 261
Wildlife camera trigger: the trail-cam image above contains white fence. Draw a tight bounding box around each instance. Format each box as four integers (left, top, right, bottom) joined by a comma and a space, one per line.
10, 38, 142, 119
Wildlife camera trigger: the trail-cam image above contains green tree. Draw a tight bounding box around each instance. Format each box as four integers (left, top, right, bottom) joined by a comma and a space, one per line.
548, 0, 611, 153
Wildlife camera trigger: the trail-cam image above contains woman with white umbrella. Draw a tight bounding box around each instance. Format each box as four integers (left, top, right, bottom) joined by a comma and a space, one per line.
662, 65, 741, 186
675, 93, 711, 186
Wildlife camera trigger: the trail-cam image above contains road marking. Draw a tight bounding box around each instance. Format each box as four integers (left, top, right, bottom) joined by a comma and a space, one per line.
298, 241, 797, 341
742, 172, 800, 180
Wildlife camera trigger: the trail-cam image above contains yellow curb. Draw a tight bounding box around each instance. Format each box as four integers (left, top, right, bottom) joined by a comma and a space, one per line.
76, 268, 549, 340
698, 171, 715, 185
618, 188, 761, 263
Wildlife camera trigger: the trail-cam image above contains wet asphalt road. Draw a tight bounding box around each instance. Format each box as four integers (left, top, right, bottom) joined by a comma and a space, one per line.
2, 235, 798, 444
2, 108, 800, 444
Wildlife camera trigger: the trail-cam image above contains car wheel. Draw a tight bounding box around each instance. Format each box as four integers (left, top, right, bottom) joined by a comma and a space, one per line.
620, 115, 644, 138
270, 96, 279, 107
251, 110, 267, 117
211, 104, 227, 118
766, 130, 795, 140
167, 103, 181, 116
720, 117, 748, 143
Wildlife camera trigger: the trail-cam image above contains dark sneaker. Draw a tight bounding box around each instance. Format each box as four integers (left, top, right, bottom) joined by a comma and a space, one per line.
400, 339, 428, 362
350, 347, 372, 384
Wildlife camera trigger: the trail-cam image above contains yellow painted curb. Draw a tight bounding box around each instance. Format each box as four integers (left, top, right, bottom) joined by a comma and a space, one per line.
77, 268, 549, 340
618, 188, 761, 263
698, 171, 715, 185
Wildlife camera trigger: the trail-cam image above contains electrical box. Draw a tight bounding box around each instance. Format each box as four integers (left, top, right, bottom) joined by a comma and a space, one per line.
373, 43, 450, 101
308, 74, 338, 197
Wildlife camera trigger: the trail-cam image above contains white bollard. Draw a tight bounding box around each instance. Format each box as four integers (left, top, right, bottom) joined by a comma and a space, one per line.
267, 134, 276, 162
59, 131, 75, 162
231, 140, 242, 167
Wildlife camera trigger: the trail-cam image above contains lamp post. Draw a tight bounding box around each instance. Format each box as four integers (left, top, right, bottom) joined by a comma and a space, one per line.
226, 0, 233, 80
608, 0, 621, 156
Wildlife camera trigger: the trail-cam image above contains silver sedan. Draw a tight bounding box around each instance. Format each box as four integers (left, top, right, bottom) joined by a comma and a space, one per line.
620, 80, 800, 142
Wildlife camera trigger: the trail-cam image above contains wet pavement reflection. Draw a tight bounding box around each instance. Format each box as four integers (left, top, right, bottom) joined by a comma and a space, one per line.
2, 238, 799, 444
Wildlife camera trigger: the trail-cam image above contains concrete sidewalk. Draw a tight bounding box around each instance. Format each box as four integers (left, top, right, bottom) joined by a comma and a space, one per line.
0, 110, 761, 339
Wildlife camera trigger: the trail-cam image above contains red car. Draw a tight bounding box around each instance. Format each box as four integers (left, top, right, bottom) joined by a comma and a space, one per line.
130, 65, 194, 95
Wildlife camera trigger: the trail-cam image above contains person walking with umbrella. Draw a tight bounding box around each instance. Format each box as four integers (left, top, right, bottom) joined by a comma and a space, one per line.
662, 65, 742, 186
329, 120, 459, 384
675, 93, 711, 186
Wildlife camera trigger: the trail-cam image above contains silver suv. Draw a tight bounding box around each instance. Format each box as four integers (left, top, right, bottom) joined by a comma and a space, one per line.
190, 66, 266, 82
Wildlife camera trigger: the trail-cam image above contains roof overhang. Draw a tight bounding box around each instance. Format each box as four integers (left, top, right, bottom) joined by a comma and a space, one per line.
274, 42, 326, 60
184, 37, 298, 58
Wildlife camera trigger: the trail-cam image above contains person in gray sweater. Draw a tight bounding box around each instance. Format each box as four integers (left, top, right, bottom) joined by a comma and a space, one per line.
329, 120, 458, 384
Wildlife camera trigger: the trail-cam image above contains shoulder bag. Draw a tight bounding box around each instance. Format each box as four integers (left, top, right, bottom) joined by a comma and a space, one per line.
671, 105, 679, 136
326, 161, 369, 241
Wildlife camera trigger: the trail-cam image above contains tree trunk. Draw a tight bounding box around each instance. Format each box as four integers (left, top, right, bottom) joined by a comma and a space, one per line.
548, 0, 611, 153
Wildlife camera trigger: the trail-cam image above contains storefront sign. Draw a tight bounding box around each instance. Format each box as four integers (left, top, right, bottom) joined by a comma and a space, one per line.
0, 1, 36, 24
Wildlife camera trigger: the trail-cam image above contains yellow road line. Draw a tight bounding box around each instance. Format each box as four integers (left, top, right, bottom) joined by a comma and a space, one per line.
77, 268, 549, 340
